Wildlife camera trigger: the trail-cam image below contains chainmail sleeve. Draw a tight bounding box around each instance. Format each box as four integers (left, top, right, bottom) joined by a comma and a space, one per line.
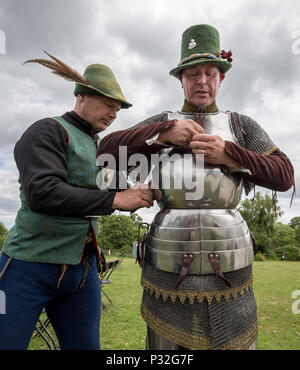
230, 112, 280, 195
240, 114, 277, 154
230, 112, 278, 154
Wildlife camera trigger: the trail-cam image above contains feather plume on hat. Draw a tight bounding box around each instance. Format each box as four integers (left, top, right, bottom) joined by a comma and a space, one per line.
23, 50, 88, 85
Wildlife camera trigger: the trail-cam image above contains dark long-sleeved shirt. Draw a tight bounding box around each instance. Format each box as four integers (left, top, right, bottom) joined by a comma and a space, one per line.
14, 111, 116, 217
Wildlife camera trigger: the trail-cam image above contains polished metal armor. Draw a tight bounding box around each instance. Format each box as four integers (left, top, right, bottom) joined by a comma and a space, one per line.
139, 110, 257, 350
144, 111, 254, 276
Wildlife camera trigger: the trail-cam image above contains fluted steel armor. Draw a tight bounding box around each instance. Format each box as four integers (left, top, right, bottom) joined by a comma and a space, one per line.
144, 111, 254, 275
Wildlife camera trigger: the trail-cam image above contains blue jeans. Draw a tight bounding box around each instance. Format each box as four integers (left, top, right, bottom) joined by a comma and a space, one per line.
0, 252, 101, 350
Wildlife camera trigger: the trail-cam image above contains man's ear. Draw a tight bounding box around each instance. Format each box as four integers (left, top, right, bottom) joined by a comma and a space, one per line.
178, 73, 183, 88
78, 93, 85, 101
74, 94, 85, 110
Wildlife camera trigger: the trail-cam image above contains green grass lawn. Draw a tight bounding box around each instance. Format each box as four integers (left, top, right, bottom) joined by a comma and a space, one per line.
253, 261, 300, 350
29, 259, 300, 350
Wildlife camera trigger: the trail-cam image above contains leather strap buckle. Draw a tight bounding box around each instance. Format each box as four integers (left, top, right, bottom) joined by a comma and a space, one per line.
208, 252, 232, 288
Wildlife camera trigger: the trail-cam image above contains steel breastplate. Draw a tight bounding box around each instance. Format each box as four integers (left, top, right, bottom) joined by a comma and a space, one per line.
145, 111, 254, 274
156, 111, 243, 209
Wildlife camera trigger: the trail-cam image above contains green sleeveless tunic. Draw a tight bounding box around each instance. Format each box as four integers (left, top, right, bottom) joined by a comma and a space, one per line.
3, 117, 100, 264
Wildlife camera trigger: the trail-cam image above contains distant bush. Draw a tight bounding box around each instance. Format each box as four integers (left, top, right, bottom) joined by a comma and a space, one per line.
264, 250, 279, 261
0, 222, 8, 252
98, 213, 147, 254
254, 252, 265, 261
275, 245, 300, 261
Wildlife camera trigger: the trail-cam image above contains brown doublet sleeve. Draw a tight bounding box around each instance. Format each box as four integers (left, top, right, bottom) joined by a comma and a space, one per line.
225, 141, 294, 192
97, 120, 176, 162
97, 114, 294, 193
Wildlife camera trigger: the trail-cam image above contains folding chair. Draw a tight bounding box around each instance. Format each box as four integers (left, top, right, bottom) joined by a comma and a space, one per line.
33, 309, 59, 350
100, 259, 122, 311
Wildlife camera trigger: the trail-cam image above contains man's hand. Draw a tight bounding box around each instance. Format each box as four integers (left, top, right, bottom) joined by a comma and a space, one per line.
158, 119, 204, 146
189, 134, 241, 168
112, 184, 154, 210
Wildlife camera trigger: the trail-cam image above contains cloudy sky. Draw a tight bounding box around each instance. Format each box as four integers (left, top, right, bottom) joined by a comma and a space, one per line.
0, 0, 299, 229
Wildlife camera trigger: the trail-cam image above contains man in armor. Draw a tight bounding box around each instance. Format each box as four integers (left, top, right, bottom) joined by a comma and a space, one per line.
97, 24, 294, 350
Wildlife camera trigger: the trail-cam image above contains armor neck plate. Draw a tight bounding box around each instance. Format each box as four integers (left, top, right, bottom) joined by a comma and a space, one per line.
168, 111, 238, 143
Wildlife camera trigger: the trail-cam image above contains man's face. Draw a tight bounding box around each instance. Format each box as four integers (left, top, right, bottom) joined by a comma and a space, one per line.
179, 64, 224, 108
77, 94, 121, 132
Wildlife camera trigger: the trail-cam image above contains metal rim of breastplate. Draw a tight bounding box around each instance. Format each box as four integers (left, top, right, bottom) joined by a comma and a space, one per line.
147, 231, 252, 252
152, 208, 244, 225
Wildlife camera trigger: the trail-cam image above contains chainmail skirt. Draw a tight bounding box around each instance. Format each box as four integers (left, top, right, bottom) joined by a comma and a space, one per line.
141, 264, 257, 350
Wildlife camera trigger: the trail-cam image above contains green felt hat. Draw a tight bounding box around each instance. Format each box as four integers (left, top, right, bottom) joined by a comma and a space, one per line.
74, 64, 132, 109
169, 24, 232, 77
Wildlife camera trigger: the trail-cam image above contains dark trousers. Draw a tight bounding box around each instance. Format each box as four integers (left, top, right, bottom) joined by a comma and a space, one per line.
0, 252, 101, 350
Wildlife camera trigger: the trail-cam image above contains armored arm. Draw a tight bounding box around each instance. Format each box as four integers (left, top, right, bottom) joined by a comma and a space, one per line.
226, 113, 294, 193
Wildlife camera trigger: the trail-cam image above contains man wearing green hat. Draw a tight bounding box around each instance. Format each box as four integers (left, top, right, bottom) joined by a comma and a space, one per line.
0, 54, 157, 350
97, 24, 294, 350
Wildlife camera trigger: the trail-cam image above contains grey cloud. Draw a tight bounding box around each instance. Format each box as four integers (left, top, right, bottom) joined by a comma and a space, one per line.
0, 0, 100, 57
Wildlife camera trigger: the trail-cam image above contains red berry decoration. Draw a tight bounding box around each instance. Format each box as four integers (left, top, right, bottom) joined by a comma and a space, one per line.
221, 49, 228, 58
221, 49, 232, 62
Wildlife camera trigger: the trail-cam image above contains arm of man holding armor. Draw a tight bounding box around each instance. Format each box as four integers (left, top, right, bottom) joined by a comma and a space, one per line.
97, 118, 204, 160
98, 116, 294, 193
188, 133, 294, 192
15, 117, 154, 216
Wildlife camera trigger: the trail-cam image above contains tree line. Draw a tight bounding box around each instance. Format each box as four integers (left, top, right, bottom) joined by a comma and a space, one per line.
0, 222, 7, 249
0, 192, 299, 260
238, 192, 300, 261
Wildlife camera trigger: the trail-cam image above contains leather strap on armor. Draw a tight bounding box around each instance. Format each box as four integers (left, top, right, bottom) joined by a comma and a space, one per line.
136, 233, 147, 267
208, 252, 232, 288
136, 223, 150, 267
175, 253, 195, 289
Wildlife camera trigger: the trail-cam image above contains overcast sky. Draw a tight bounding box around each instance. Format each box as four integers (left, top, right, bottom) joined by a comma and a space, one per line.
0, 0, 299, 229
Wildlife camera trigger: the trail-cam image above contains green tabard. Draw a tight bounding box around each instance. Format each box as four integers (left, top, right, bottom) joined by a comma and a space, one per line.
3, 117, 100, 264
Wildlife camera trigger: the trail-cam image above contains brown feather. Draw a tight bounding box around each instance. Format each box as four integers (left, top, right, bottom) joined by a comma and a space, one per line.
23, 59, 74, 81
43, 50, 88, 84
23, 51, 88, 85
